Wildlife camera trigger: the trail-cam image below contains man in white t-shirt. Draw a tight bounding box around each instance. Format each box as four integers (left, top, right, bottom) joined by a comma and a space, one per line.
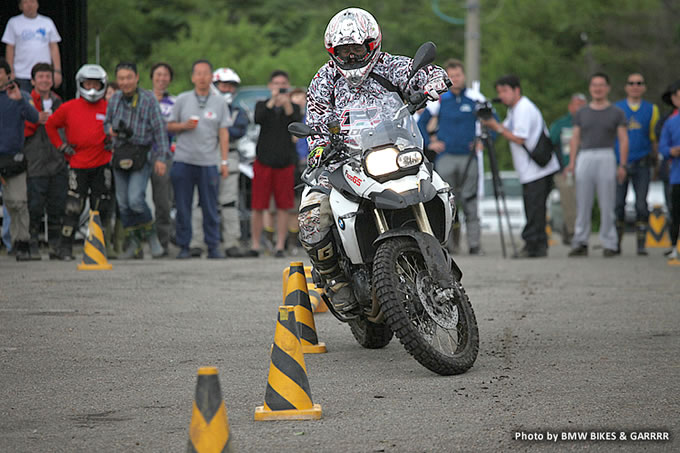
481, 74, 560, 258
2, 0, 62, 92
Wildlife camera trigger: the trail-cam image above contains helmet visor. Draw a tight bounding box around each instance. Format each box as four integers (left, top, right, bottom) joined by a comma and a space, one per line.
334, 44, 371, 68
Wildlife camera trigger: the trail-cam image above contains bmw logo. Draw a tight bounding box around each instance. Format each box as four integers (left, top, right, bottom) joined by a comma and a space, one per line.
338, 218, 345, 230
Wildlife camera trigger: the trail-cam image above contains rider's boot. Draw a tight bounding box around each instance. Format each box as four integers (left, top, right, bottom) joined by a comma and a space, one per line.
301, 232, 358, 314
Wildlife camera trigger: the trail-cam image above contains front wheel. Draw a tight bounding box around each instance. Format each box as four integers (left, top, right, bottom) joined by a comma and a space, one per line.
374, 238, 479, 375
348, 317, 393, 349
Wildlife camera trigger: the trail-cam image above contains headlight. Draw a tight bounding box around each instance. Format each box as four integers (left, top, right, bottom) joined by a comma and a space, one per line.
397, 151, 423, 169
364, 147, 399, 177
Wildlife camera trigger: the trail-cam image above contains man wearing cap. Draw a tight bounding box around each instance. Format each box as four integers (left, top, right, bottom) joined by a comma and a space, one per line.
614, 73, 660, 255
550, 93, 587, 245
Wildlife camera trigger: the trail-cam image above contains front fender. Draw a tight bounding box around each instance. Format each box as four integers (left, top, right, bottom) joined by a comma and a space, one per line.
373, 228, 462, 287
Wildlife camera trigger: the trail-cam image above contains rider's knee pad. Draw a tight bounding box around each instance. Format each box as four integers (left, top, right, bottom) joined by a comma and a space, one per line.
298, 191, 332, 244
64, 195, 82, 217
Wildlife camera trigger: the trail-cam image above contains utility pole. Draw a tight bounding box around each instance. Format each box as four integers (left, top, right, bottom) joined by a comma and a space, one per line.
465, 0, 481, 86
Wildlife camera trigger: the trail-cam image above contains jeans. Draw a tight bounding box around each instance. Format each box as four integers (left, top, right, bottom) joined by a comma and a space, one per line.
615, 159, 651, 223
113, 162, 153, 228
171, 162, 220, 248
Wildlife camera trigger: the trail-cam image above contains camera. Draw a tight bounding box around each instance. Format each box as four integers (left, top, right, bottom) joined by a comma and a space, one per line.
279, 88, 288, 94
113, 120, 134, 140
475, 100, 494, 120
1, 79, 17, 90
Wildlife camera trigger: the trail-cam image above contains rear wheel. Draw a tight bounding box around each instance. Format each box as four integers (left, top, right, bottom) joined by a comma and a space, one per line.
348, 317, 393, 349
374, 238, 479, 375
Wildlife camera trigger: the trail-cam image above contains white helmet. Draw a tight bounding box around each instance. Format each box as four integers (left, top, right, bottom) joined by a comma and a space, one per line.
324, 8, 382, 87
213, 67, 241, 85
212, 67, 241, 104
75, 64, 107, 103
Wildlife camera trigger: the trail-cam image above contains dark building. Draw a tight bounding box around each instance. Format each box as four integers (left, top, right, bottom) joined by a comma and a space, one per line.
1, 0, 87, 99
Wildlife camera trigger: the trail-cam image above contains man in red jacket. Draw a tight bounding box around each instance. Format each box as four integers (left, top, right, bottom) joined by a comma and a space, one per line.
45, 64, 111, 260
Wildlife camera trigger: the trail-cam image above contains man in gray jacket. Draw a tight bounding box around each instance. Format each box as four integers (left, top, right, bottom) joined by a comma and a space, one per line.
23, 62, 66, 259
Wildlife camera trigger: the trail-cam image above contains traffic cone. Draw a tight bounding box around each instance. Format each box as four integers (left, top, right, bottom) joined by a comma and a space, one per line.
546, 216, 556, 246
284, 262, 326, 354
77, 210, 112, 270
254, 306, 322, 421
282, 266, 328, 313
646, 205, 671, 248
187, 367, 232, 453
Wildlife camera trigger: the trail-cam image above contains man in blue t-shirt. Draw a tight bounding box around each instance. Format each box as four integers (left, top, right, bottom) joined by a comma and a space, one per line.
417, 59, 486, 255
614, 73, 660, 255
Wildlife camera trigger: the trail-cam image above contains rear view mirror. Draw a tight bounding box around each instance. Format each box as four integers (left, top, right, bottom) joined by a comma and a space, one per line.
408, 42, 437, 81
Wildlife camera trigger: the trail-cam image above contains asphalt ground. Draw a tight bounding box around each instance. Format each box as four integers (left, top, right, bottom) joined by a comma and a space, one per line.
0, 233, 678, 452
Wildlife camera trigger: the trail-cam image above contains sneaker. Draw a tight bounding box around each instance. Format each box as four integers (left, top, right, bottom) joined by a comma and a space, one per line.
207, 247, 226, 259
29, 240, 42, 261
190, 247, 203, 258
224, 246, 246, 258
603, 248, 619, 257
568, 245, 588, 257
50, 247, 74, 261
244, 249, 260, 258
515, 247, 547, 258
176, 247, 191, 259
274, 249, 286, 258
469, 246, 484, 256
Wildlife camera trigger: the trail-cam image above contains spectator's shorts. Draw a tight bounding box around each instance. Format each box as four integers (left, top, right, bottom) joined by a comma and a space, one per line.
251, 159, 295, 210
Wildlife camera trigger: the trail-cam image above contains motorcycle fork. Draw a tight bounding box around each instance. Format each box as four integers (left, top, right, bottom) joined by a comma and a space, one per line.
372, 203, 435, 236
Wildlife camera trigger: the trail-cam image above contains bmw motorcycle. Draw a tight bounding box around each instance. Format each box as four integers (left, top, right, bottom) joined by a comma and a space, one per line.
289, 43, 478, 376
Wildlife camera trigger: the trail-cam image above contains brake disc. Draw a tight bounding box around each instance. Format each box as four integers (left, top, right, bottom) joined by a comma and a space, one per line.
415, 272, 459, 330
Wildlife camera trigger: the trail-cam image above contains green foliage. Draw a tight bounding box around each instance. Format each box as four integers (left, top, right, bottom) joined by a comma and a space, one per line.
88, 0, 679, 170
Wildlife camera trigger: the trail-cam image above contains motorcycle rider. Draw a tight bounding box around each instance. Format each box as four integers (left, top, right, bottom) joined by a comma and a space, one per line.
299, 7, 449, 313
45, 64, 112, 260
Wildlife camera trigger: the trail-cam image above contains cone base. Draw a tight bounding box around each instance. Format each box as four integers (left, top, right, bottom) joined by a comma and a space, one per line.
77, 262, 112, 271
311, 298, 328, 313
254, 404, 322, 421
302, 342, 327, 354
668, 258, 680, 267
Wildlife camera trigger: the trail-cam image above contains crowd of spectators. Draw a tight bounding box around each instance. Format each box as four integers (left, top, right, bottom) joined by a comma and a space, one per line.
1, 1, 678, 264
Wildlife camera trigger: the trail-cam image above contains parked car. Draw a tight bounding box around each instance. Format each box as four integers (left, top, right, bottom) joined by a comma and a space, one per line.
479, 171, 526, 233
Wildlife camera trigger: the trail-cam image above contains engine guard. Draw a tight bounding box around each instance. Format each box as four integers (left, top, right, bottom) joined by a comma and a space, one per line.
373, 228, 462, 288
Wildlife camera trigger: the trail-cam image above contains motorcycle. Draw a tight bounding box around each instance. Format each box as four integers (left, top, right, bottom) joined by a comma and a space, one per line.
289, 43, 479, 376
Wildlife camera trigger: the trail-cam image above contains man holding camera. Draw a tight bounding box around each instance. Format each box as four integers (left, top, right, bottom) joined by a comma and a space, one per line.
104, 62, 170, 259
480, 75, 560, 258
0, 58, 39, 261
45, 64, 111, 261
417, 59, 486, 255
249, 70, 301, 257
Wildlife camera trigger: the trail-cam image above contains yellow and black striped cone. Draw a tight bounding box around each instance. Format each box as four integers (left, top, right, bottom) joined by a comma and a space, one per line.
282, 266, 328, 313
77, 210, 112, 270
546, 216, 557, 246
646, 205, 671, 248
187, 367, 232, 453
254, 306, 322, 421
284, 262, 326, 354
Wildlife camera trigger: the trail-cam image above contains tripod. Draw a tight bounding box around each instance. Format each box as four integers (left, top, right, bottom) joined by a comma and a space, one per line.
477, 125, 519, 258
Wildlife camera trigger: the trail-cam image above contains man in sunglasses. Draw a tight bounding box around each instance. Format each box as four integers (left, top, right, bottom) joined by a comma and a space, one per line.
614, 73, 660, 255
